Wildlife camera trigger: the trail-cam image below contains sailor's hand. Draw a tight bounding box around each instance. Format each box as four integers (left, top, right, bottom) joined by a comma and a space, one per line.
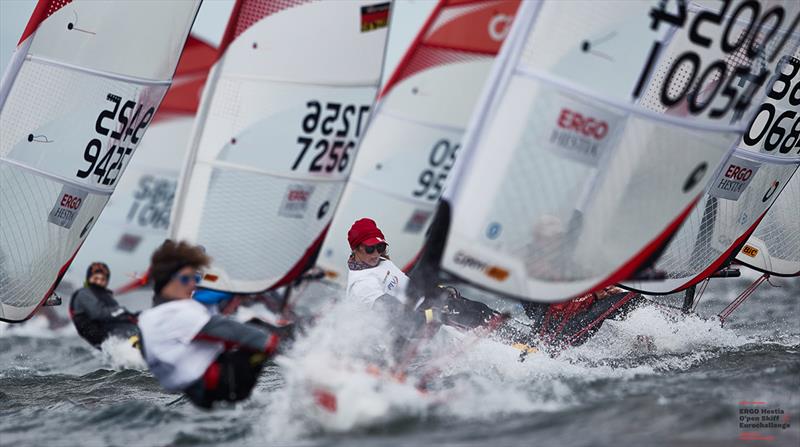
421, 306, 450, 325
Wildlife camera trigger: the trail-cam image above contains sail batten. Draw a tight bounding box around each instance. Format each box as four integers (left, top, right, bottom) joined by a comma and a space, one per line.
26, 56, 175, 85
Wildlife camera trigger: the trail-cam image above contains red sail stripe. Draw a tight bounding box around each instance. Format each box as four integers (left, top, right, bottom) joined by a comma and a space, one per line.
18, 0, 72, 44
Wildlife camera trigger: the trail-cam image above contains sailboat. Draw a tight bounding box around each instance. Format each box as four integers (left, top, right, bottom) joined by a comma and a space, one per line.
169, 0, 392, 294
302, 0, 800, 418
410, 0, 799, 304
63, 35, 217, 293
621, 38, 800, 295
316, 0, 521, 283
0, 0, 201, 322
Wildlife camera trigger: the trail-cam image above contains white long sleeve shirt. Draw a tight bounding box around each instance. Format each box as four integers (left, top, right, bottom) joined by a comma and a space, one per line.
137, 299, 223, 391
346, 257, 409, 307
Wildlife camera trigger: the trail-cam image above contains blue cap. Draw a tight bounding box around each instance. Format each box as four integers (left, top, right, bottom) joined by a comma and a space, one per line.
193, 289, 233, 304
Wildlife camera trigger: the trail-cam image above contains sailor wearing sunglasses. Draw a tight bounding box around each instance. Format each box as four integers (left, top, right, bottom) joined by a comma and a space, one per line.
346, 218, 508, 332
137, 240, 283, 409
345, 218, 409, 308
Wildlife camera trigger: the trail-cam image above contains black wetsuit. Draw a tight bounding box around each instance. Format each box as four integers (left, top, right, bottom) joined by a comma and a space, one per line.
140, 296, 281, 409
182, 315, 280, 409
69, 285, 139, 348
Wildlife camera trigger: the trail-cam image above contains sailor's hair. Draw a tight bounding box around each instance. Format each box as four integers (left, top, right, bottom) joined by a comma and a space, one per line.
150, 240, 210, 293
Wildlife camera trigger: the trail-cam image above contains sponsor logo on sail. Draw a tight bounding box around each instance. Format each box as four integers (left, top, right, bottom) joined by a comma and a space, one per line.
488, 14, 512, 41
48, 185, 88, 229
361, 2, 390, 32
544, 96, 623, 166
279, 184, 314, 218
453, 251, 510, 282
403, 209, 432, 233
741, 245, 759, 258
709, 156, 761, 201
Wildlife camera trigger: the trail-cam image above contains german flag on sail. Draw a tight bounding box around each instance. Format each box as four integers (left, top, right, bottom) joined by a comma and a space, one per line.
361, 2, 390, 32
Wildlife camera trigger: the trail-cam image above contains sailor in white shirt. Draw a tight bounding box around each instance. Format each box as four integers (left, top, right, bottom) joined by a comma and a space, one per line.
345, 218, 503, 331
137, 240, 282, 409
345, 218, 409, 308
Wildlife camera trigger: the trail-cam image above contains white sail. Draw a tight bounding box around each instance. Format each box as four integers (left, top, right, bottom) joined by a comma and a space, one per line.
63, 36, 217, 292
412, 0, 798, 302
170, 0, 392, 293
316, 0, 520, 284
622, 29, 800, 294
736, 170, 800, 276
0, 0, 199, 322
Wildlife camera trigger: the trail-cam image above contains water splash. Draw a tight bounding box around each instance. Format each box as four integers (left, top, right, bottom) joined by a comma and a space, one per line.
260, 298, 752, 441
100, 337, 146, 370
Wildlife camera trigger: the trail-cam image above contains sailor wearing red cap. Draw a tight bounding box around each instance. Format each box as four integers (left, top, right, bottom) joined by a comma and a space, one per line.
345, 218, 503, 333
345, 218, 409, 307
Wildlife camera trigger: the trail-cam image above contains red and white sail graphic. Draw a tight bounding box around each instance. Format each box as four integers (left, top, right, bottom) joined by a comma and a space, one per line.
414, 0, 798, 302
170, 0, 392, 293
623, 39, 800, 294
0, 0, 200, 321
317, 0, 521, 284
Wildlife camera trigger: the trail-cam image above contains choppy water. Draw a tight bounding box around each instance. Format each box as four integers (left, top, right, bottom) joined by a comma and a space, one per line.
1, 273, 798, 447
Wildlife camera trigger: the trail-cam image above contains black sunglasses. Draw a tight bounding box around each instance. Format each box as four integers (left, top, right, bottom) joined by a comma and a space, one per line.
363, 243, 387, 254
174, 271, 202, 286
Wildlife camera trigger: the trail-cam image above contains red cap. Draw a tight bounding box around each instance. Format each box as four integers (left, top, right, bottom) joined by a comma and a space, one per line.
348, 218, 386, 250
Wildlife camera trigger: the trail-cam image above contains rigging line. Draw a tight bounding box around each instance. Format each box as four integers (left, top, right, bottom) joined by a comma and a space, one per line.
718, 274, 769, 325
691, 278, 711, 313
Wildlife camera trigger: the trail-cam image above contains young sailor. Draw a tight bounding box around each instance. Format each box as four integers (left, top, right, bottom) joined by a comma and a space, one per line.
137, 240, 283, 409
346, 218, 497, 329
69, 262, 139, 348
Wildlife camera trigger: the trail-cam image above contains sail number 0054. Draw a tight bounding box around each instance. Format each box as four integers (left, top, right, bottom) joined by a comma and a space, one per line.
634, 0, 800, 122
76, 94, 155, 186
292, 100, 370, 173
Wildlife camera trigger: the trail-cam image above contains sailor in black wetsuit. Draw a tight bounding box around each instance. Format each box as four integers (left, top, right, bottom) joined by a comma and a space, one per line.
69, 262, 139, 348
